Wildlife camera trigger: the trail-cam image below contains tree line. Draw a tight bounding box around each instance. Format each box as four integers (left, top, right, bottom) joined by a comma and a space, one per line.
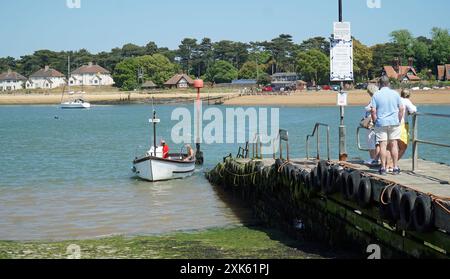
0, 27, 448, 90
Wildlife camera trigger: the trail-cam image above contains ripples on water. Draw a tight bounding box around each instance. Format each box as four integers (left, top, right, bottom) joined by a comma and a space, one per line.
0, 104, 448, 240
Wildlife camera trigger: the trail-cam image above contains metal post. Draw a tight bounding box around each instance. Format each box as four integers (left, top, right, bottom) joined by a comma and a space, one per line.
286, 140, 290, 161
153, 111, 157, 156
316, 127, 320, 160
412, 114, 418, 172
279, 138, 283, 160
338, 0, 347, 162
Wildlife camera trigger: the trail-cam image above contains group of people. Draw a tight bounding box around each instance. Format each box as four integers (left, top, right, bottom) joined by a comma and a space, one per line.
160, 140, 195, 162
363, 76, 417, 175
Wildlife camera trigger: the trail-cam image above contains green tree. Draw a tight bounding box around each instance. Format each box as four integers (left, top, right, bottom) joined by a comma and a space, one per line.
412, 38, 431, 72
144, 41, 158, 56
113, 54, 177, 90
0, 56, 17, 73
261, 34, 296, 73
213, 40, 249, 69
430, 27, 450, 66
353, 39, 373, 81
299, 37, 330, 55
371, 43, 403, 77
238, 61, 266, 80
121, 43, 145, 58
296, 49, 329, 84
177, 38, 198, 75
192, 38, 213, 77
205, 60, 238, 84
390, 29, 415, 62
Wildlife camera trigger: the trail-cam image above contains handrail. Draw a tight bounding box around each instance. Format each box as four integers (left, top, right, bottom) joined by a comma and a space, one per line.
251, 133, 263, 159
412, 112, 450, 172
356, 126, 370, 152
306, 123, 331, 161
279, 129, 290, 161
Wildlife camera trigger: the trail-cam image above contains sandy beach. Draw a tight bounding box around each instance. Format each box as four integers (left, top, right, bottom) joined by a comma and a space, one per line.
0, 91, 239, 105
1, 89, 450, 106
225, 89, 450, 106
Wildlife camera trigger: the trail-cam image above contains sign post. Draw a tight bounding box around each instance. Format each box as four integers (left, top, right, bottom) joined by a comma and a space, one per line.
330, 0, 353, 161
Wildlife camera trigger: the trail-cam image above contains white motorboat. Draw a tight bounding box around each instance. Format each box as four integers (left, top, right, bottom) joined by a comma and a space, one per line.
61, 98, 91, 109
132, 111, 195, 182
60, 56, 91, 110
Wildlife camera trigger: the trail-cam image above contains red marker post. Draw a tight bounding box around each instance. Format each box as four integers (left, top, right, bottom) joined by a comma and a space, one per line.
193, 79, 204, 165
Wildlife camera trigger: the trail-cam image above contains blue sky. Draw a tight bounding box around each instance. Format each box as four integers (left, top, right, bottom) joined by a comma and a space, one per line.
1, 0, 449, 58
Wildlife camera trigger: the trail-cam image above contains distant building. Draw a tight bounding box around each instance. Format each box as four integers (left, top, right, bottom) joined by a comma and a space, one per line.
231, 79, 257, 86
26, 66, 66, 89
383, 58, 421, 83
141, 80, 157, 89
271, 73, 299, 90
70, 62, 114, 86
164, 74, 194, 89
0, 70, 27, 91
437, 64, 450, 81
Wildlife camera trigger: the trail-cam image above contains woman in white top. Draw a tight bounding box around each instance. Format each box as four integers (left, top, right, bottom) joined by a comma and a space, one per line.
363, 84, 380, 165
398, 89, 417, 160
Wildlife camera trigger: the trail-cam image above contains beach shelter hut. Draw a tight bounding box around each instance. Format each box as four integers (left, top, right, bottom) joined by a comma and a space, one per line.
141, 80, 157, 89
164, 74, 194, 89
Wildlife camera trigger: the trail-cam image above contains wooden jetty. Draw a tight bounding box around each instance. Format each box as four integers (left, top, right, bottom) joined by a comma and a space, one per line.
207, 155, 450, 258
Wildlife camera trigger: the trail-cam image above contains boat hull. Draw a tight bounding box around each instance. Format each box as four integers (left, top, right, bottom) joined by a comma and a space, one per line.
61, 102, 91, 109
132, 156, 195, 182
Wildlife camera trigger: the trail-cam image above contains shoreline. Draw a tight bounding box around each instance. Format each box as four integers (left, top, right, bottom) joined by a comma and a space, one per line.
0, 91, 239, 106
0, 226, 350, 259
224, 89, 450, 107
1, 89, 449, 107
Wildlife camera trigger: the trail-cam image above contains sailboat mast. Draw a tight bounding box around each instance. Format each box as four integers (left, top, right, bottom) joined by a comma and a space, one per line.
153, 110, 157, 156
68, 55, 70, 91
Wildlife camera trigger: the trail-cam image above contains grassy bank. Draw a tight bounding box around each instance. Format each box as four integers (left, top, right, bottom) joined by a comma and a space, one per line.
0, 226, 345, 259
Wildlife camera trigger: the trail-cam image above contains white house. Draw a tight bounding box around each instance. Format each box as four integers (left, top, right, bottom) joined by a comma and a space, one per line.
26, 66, 66, 89
70, 62, 114, 86
0, 70, 27, 91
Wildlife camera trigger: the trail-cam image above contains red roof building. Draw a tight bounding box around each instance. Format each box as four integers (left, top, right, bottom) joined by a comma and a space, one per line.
383, 58, 421, 82
437, 64, 450, 81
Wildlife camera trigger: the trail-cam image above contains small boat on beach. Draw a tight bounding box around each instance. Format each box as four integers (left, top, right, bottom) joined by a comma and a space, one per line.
132, 111, 195, 182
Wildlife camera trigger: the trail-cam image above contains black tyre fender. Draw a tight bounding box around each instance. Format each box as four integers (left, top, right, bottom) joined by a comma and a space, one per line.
379, 186, 394, 220
309, 168, 317, 193
389, 186, 404, 221
357, 177, 372, 208
400, 191, 418, 230
275, 158, 283, 169
413, 194, 434, 232
311, 167, 321, 193
317, 160, 328, 182
346, 170, 361, 201
339, 171, 350, 199
325, 165, 340, 194
304, 172, 311, 194
290, 166, 299, 182
320, 166, 330, 193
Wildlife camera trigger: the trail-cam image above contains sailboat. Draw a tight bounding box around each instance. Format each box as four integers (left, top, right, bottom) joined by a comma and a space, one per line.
61, 56, 91, 109
132, 110, 196, 182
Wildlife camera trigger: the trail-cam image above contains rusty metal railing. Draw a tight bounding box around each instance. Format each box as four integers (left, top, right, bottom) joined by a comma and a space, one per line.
412, 112, 450, 172
306, 123, 331, 161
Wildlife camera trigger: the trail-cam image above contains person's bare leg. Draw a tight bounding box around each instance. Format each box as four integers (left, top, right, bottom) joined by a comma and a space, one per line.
398, 141, 407, 160
369, 150, 377, 160
379, 141, 388, 170
390, 140, 399, 168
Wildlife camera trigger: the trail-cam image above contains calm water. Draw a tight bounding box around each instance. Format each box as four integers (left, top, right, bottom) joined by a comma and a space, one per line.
0, 104, 449, 240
